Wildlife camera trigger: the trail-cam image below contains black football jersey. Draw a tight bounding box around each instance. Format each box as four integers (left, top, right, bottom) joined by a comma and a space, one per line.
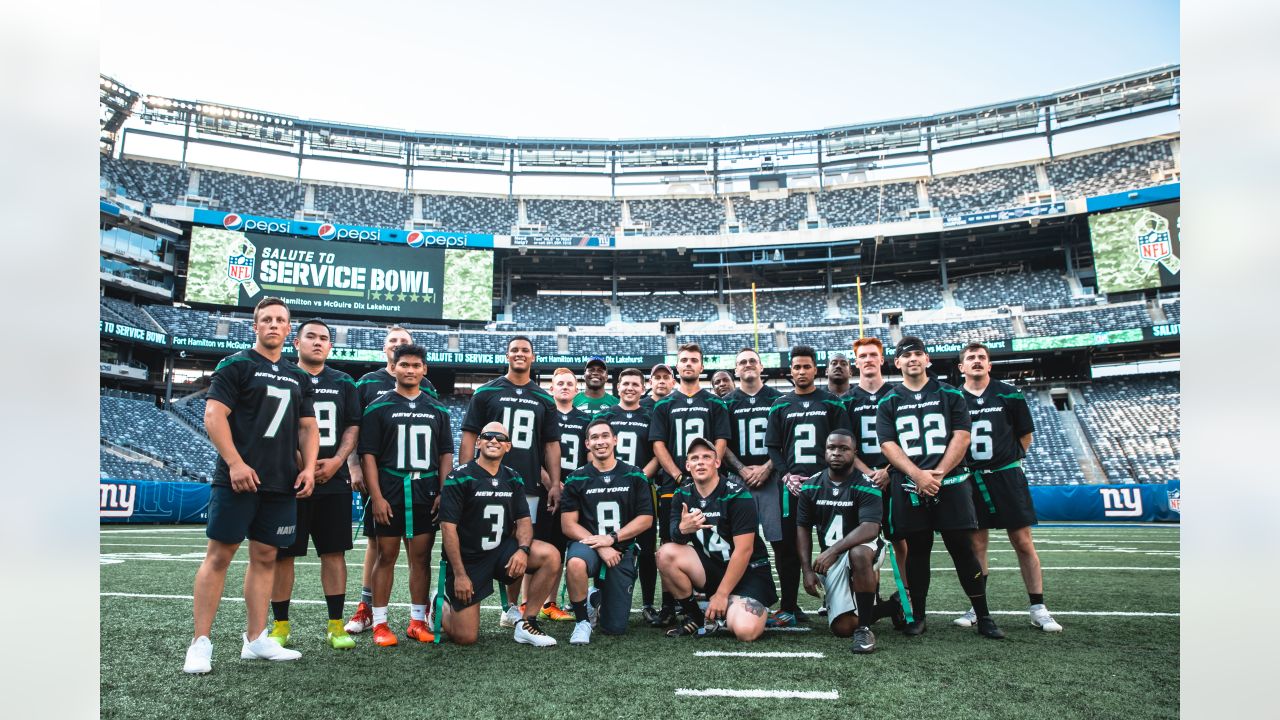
591, 404, 654, 472
670, 478, 771, 573
725, 385, 783, 468
356, 367, 438, 409
765, 388, 852, 477
358, 390, 455, 504
439, 461, 529, 559
844, 382, 896, 471
962, 380, 1035, 470
207, 349, 315, 493
306, 365, 362, 495
796, 470, 884, 551
556, 407, 591, 476
461, 376, 560, 494
875, 378, 971, 476
648, 388, 731, 489
560, 461, 654, 551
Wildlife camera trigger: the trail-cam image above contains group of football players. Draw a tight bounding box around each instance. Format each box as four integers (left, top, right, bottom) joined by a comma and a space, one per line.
183, 296, 1062, 675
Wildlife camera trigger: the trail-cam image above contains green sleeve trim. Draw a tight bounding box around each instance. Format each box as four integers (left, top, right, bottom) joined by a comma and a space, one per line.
876, 392, 897, 407
623, 470, 648, 482
799, 484, 823, 492
338, 375, 357, 386
443, 474, 474, 487
722, 490, 751, 501
996, 391, 1026, 401
355, 375, 380, 387
532, 389, 555, 404
853, 485, 883, 498
767, 402, 791, 416
363, 401, 395, 416
564, 473, 589, 485
214, 354, 251, 372
672, 486, 691, 497
473, 385, 502, 395
708, 397, 729, 409
941, 386, 965, 397
653, 396, 672, 409
822, 398, 845, 409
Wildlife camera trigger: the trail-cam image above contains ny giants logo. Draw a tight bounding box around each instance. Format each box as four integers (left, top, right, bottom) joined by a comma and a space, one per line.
99, 483, 137, 518
1099, 487, 1144, 518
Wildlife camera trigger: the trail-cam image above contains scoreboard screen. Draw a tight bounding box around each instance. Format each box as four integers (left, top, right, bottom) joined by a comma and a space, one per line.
184, 227, 493, 322
1087, 202, 1180, 295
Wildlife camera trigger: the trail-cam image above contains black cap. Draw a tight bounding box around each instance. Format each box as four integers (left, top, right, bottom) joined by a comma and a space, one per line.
685, 436, 717, 456
585, 355, 607, 369
895, 336, 927, 355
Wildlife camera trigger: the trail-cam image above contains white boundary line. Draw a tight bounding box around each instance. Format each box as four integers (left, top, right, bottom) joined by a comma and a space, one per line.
676, 688, 838, 700
695, 651, 825, 658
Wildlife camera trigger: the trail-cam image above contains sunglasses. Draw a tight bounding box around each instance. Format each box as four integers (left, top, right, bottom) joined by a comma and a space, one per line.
478, 431, 510, 442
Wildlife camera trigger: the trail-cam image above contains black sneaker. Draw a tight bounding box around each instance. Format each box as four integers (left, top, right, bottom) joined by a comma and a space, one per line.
976, 616, 1005, 639
817, 605, 829, 617
850, 626, 877, 654
791, 607, 810, 623
887, 592, 907, 631
642, 606, 661, 625
665, 617, 709, 638
903, 619, 927, 636
650, 605, 677, 628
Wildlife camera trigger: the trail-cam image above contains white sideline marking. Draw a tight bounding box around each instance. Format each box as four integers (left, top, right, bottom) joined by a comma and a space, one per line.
695, 651, 825, 658
676, 688, 838, 700
765, 626, 812, 632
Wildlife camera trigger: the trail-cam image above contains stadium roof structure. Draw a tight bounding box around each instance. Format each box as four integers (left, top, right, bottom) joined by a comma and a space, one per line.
101, 66, 1178, 192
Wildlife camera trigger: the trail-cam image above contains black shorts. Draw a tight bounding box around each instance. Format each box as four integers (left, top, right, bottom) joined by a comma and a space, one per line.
656, 493, 674, 544
972, 466, 1038, 530
279, 492, 354, 557
699, 554, 778, 608
885, 472, 977, 536
533, 494, 566, 552
206, 486, 297, 548
363, 495, 438, 538
445, 536, 520, 610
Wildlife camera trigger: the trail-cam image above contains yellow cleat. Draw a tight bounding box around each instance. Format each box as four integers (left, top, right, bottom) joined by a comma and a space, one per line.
538, 602, 574, 622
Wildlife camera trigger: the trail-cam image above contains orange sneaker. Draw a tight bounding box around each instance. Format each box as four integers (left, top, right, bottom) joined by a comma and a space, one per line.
344, 602, 373, 634
372, 622, 399, 647
539, 601, 574, 622
406, 619, 435, 643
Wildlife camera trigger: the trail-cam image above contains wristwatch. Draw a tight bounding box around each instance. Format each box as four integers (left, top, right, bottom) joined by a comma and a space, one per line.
607, 531, 620, 546
517, 544, 531, 555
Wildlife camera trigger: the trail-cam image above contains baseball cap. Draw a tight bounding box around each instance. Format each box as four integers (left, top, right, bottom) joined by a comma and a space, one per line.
585, 355, 607, 369
649, 363, 673, 376
685, 436, 717, 456
895, 336, 927, 355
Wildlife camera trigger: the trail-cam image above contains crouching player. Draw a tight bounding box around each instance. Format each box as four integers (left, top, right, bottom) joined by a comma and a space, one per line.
359, 343, 454, 646
439, 421, 563, 647
560, 419, 654, 644
657, 437, 778, 641
797, 430, 904, 654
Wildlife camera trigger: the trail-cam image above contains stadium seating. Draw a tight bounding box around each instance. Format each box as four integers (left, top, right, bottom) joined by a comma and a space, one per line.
928, 166, 1039, 216
1075, 374, 1179, 484
618, 293, 719, 323
525, 199, 620, 235
627, 197, 724, 236
728, 289, 831, 325
731, 194, 808, 233
99, 395, 218, 481
100, 448, 189, 483
100, 156, 188, 205
952, 269, 1079, 310
511, 294, 610, 328
838, 280, 943, 313
818, 182, 919, 227
567, 334, 666, 356
1160, 299, 1180, 325
421, 193, 518, 235
198, 169, 303, 218
900, 317, 1014, 344
1046, 139, 1178, 200
314, 184, 412, 228
1021, 395, 1088, 485
101, 297, 165, 331
785, 326, 892, 351
1021, 304, 1152, 337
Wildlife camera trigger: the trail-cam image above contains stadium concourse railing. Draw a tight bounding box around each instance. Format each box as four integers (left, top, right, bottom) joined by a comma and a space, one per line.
98, 477, 1180, 525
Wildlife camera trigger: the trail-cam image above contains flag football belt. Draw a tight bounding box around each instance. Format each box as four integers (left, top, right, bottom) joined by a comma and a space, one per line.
970, 460, 1021, 514
380, 467, 438, 539
904, 472, 970, 507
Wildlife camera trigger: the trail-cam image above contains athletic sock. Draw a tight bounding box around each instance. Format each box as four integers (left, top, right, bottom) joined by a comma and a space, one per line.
904, 531, 934, 621
941, 530, 990, 618
677, 594, 705, 625
1029, 592, 1045, 606
855, 592, 877, 628
271, 600, 290, 622
325, 594, 345, 621
571, 600, 589, 623
410, 604, 427, 622
661, 590, 675, 610
970, 593, 991, 620
360, 586, 373, 606
373, 606, 388, 626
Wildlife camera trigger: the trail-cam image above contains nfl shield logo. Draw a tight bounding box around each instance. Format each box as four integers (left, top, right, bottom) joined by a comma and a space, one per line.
870, 395, 876, 401
311, 377, 319, 384
1137, 228, 1172, 262
491, 479, 498, 487
626, 413, 633, 419
699, 499, 706, 508
602, 475, 612, 484
749, 397, 757, 405
516, 388, 523, 395
803, 401, 810, 409
409, 403, 416, 409
271, 365, 279, 371
227, 253, 254, 282
914, 393, 922, 400
686, 398, 693, 405
977, 398, 985, 405
1168, 488, 1181, 513
831, 488, 839, 496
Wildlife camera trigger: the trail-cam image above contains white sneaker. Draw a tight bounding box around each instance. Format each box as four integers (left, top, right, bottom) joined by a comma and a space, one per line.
586, 588, 600, 628
952, 607, 977, 628
499, 605, 522, 629
514, 618, 557, 647
183, 636, 212, 674
570, 619, 593, 645
1030, 604, 1063, 632
241, 628, 302, 661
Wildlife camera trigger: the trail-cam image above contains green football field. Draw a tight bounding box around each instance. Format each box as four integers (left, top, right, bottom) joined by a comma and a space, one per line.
100, 524, 1179, 720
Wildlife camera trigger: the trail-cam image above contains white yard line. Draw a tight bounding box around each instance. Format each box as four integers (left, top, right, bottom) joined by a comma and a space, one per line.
675, 688, 838, 700
695, 651, 825, 658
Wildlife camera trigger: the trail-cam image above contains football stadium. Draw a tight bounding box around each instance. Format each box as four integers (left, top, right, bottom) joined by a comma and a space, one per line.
98, 43, 1180, 720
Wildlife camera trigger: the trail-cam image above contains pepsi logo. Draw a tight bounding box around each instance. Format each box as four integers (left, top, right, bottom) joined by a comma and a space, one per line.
222, 213, 244, 231
406, 231, 424, 248
317, 223, 337, 240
